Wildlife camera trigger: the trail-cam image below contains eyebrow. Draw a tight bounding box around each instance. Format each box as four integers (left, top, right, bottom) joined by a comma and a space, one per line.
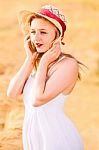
30, 29, 46, 31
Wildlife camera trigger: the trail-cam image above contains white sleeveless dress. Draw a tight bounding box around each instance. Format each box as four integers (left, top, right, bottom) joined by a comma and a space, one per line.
23, 74, 84, 150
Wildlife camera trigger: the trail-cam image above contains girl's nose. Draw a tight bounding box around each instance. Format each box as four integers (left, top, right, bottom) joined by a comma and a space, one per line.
34, 32, 41, 41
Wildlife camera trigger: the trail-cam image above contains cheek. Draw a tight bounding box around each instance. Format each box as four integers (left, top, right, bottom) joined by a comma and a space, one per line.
44, 40, 53, 50
45, 34, 55, 44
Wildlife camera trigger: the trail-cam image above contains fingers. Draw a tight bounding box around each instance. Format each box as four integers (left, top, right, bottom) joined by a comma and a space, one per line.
50, 41, 60, 50
24, 34, 31, 45
50, 44, 60, 54
24, 34, 32, 47
48, 49, 60, 60
24, 34, 30, 41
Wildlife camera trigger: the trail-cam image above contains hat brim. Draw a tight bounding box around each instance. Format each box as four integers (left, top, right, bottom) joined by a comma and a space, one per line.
17, 10, 62, 36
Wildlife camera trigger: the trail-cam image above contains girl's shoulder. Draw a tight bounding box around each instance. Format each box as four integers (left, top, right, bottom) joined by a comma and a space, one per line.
47, 53, 78, 77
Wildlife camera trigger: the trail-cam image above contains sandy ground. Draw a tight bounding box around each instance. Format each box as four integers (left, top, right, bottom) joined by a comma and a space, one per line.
0, 0, 99, 149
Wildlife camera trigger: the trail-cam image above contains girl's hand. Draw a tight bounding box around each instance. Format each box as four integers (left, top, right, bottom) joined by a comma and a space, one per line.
41, 42, 61, 65
24, 34, 37, 59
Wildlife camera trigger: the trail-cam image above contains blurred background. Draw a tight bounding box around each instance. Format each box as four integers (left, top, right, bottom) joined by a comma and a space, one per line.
0, 0, 99, 149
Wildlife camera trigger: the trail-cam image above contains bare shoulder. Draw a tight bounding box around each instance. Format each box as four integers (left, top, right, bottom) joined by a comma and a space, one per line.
56, 56, 79, 72
48, 54, 78, 75
61, 55, 79, 71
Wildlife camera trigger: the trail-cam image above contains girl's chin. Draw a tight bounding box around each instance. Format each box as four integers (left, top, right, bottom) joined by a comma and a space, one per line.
36, 48, 48, 53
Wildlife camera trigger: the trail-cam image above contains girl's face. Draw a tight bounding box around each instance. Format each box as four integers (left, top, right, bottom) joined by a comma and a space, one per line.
30, 18, 57, 53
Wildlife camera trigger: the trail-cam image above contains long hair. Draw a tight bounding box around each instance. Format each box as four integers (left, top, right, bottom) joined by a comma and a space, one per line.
25, 14, 86, 80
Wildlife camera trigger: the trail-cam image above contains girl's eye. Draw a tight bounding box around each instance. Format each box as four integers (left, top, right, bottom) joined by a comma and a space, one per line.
41, 31, 47, 34
30, 31, 47, 34
31, 31, 35, 34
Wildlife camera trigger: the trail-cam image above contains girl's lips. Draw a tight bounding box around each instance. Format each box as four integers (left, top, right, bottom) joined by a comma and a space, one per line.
36, 43, 43, 48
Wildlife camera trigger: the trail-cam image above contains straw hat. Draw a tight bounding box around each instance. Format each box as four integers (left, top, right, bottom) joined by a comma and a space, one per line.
18, 5, 67, 39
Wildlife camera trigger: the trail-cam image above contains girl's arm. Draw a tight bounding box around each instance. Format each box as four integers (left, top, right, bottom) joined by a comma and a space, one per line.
7, 57, 33, 98
7, 34, 37, 98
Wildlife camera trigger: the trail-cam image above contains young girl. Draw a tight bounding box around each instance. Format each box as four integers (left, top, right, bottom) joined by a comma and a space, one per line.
7, 5, 84, 150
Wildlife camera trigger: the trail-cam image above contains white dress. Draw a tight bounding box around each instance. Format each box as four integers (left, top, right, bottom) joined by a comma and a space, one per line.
23, 74, 84, 150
